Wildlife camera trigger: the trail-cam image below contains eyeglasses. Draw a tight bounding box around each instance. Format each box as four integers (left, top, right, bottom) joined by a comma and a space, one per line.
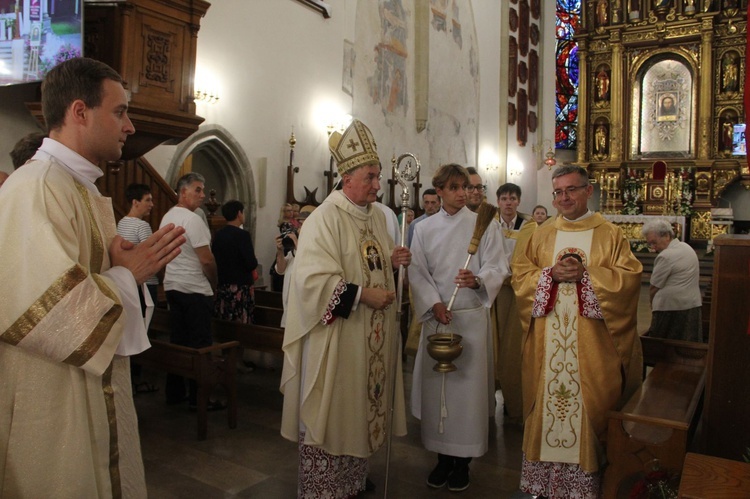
466, 184, 486, 193
552, 185, 589, 198
362, 173, 383, 184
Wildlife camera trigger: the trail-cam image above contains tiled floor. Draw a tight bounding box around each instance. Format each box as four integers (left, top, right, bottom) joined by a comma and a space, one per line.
136, 285, 653, 498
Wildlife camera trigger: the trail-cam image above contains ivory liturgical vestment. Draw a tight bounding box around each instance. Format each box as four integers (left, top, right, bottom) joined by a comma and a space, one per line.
0, 141, 148, 498
512, 213, 642, 474
280, 190, 406, 458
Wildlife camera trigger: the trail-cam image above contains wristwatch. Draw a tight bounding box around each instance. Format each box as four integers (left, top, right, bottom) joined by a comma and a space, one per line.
473, 275, 483, 289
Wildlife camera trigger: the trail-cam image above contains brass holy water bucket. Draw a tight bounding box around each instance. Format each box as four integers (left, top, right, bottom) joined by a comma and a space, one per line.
426, 332, 463, 373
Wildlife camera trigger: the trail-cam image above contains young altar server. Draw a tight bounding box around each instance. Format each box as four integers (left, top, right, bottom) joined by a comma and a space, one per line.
409, 163, 509, 492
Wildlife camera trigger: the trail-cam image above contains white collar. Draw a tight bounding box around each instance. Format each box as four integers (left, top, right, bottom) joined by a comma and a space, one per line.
564, 210, 593, 222
32, 138, 103, 193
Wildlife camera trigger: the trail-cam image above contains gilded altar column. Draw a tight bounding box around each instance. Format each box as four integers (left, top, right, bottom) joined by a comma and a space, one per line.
697, 16, 714, 160
577, 38, 590, 164
609, 29, 624, 162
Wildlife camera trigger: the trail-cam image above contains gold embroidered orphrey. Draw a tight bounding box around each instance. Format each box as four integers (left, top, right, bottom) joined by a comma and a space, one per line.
358, 223, 391, 452
539, 238, 591, 464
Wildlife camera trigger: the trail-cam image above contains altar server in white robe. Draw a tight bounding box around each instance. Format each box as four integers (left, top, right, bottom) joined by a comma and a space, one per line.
410, 163, 508, 493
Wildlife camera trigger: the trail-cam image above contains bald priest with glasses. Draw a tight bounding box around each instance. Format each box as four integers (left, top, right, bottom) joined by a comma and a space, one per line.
511, 165, 643, 499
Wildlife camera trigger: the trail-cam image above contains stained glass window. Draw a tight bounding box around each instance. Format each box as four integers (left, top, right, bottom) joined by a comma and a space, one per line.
556, 0, 581, 150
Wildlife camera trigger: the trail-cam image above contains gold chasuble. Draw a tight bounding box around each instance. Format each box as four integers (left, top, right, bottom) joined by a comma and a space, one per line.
0, 160, 145, 498
281, 190, 406, 458
491, 219, 537, 421
512, 213, 642, 473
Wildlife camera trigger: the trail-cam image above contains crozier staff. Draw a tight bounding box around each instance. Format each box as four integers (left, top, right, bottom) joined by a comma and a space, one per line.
280, 119, 411, 498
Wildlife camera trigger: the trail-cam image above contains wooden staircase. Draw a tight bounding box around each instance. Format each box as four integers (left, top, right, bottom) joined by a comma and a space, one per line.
96, 157, 177, 231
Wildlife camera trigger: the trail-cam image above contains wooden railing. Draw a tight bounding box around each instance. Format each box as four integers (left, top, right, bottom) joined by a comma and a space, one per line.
95, 157, 177, 229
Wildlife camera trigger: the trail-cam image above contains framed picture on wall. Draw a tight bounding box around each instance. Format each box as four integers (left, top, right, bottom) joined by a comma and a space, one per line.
342, 39, 355, 96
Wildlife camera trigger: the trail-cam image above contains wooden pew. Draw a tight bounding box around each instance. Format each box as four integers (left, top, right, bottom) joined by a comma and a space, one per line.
603, 337, 708, 498
136, 308, 240, 440
255, 289, 284, 309
213, 318, 284, 355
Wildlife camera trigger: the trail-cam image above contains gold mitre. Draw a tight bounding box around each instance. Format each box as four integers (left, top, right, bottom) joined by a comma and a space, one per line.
328, 119, 380, 176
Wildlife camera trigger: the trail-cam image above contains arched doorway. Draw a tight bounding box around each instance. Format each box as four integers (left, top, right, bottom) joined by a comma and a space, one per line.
167, 124, 257, 239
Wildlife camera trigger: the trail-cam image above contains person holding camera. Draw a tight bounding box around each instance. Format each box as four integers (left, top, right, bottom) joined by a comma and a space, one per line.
275, 210, 310, 328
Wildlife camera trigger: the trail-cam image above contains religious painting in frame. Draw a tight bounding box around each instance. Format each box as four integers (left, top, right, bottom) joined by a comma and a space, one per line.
509, 8, 518, 31
508, 103, 517, 125
509, 36, 518, 97
518, 60, 528, 84
528, 111, 538, 133
294, 0, 332, 18
529, 49, 539, 106
517, 88, 528, 146
530, 0, 541, 19
519, 0, 530, 57
530, 23, 539, 46
342, 39, 355, 96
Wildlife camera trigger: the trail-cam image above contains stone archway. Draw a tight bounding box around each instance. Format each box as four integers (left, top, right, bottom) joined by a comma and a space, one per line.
167, 124, 257, 239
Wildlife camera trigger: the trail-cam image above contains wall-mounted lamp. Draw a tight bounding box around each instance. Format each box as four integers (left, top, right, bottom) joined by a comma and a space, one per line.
508, 159, 524, 178
532, 139, 557, 170
194, 89, 219, 104
326, 114, 353, 136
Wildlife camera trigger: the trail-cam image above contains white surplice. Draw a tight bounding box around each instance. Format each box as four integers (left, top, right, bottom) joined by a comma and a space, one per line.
409, 206, 509, 457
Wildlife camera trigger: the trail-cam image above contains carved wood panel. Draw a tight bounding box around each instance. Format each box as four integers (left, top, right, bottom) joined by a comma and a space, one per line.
518, 60, 528, 84
517, 89, 528, 146
509, 36, 518, 97
519, 0, 530, 57
529, 49, 539, 105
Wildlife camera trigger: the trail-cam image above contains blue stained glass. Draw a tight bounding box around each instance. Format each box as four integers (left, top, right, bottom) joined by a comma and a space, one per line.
555, 0, 581, 150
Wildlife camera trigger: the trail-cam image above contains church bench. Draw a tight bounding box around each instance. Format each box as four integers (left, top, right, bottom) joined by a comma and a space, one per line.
254, 289, 284, 309
678, 452, 750, 497
212, 318, 284, 356
131, 338, 240, 441
602, 337, 708, 499
252, 305, 283, 329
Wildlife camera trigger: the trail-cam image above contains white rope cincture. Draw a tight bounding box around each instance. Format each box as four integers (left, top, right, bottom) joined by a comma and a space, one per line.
438, 372, 448, 434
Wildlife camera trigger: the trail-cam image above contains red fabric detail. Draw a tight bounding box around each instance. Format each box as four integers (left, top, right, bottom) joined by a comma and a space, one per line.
577, 270, 603, 319
520, 455, 601, 499
652, 160, 667, 180
298, 431, 368, 498
321, 279, 348, 325
532, 266, 558, 317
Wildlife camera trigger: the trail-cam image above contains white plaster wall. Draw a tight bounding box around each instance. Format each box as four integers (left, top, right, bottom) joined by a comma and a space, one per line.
473, 0, 501, 197
146, 0, 356, 270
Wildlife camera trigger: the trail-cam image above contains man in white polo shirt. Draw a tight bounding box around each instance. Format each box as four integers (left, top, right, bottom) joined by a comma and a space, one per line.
160, 172, 219, 410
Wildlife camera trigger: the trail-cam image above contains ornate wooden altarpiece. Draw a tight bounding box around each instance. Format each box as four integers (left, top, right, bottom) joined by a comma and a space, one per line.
575, 0, 749, 244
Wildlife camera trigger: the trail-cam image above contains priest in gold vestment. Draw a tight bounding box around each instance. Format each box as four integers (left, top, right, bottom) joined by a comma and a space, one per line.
0, 58, 185, 498
512, 166, 642, 499
280, 119, 410, 498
